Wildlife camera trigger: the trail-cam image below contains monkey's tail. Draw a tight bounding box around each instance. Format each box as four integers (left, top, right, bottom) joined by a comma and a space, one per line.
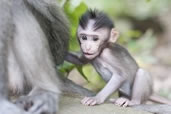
133, 104, 171, 114
149, 94, 171, 105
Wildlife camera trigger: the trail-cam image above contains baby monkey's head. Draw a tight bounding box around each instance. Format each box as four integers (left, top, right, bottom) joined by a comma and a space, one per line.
77, 9, 119, 60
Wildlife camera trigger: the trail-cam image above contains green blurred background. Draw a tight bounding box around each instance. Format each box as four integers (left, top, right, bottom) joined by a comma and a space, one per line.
58, 0, 171, 99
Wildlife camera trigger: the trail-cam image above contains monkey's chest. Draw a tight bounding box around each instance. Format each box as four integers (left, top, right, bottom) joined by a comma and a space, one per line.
92, 61, 112, 82
92, 60, 131, 97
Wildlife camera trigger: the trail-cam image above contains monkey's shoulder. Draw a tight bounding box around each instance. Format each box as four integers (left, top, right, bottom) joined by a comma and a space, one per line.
104, 43, 131, 56
101, 43, 137, 65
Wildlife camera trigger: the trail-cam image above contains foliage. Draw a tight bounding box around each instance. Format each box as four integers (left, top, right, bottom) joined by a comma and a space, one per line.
63, 1, 87, 51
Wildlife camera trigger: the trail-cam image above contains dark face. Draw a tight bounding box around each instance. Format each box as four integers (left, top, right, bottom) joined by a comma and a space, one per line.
77, 20, 111, 60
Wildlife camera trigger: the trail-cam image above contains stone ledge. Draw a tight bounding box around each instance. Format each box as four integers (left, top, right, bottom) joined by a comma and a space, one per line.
59, 95, 151, 114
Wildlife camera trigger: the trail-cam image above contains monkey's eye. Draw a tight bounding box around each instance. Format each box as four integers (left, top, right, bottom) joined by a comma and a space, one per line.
93, 37, 99, 41
81, 35, 87, 40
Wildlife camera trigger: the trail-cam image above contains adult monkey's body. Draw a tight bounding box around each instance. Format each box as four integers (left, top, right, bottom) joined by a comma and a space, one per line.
0, 0, 94, 114
66, 9, 171, 108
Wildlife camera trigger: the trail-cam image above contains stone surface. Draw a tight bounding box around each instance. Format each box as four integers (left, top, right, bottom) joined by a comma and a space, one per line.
59, 95, 151, 114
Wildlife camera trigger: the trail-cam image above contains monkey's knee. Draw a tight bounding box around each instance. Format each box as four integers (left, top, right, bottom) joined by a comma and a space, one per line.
136, 68, 153, 86
137, 68, 149, 76
135, 68, 153, 100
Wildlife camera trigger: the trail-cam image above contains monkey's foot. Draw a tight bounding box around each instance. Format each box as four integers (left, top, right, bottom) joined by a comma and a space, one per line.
15, 92, 58, 114
110, 97, 130, 107
81, 96, 104, 106
128, 100, 141, 106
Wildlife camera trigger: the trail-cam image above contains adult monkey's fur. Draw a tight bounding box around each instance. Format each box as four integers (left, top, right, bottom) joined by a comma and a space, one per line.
0, 0, 94, 114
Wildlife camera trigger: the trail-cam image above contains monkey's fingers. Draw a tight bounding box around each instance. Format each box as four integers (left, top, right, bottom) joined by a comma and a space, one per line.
81, 97, 97, 106
90, 100, 97, 106
85, 99, 95, 106
122, 101, 129, 107
29, 101, 52, 114
27, 99, 43, 113
112, 97, 130, 107
81, 97, 89, 105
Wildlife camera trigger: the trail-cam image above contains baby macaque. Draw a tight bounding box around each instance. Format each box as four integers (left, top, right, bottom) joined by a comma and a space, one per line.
65, 9, 169, 107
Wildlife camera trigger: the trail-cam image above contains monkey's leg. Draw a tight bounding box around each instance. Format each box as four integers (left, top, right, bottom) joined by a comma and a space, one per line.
0, 1, 31, 114
13, 36, 60, 114
12, 15, 60, 114
13, 45, 60, 114
129, 68, 153, 106
8, 41, 25, 95
0, 31, 29, 113
111, 69, 152, 107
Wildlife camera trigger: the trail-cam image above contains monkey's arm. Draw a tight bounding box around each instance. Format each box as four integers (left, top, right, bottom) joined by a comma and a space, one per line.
81, 73, 125, 105
65, 52, 88, 65
97, 74, 125, 102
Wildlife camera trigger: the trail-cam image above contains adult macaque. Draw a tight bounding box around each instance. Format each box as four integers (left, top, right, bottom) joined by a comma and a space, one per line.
65, 9, 171, 107
0, 0, 94, 114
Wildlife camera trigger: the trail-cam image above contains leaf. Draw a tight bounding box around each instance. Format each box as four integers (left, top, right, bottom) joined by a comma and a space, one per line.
146, 0, 151, 2
63, 1, 88, 51
76, 65, 89, 82
82, 64, 106, 89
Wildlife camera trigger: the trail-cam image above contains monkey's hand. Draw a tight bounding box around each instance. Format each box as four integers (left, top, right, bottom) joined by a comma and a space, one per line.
81, 96, 104, 106
15, 91, 58, 114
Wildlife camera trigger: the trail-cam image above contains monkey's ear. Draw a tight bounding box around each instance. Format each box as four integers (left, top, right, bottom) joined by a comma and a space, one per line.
109, 28, 119, 43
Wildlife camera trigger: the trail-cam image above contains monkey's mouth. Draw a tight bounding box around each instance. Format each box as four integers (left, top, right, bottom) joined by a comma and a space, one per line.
84, 52, 94, 55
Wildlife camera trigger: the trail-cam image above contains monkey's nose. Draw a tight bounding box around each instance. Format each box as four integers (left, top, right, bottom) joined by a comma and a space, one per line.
85, 45, 91, 51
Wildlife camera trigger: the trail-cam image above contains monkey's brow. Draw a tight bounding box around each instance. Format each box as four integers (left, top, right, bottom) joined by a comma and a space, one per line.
79, 33, 99, 37
80, 34, 99, 38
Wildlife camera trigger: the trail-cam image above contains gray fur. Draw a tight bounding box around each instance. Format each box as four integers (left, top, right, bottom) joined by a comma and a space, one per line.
0, 0, 13, 99
0, 0, 94, 114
